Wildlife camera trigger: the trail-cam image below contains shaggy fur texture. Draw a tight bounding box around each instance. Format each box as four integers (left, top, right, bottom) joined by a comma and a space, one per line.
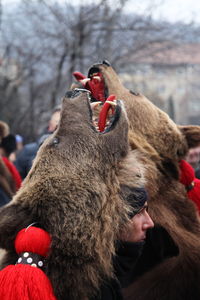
0, 89, 146, 299
82, 62, 200, 300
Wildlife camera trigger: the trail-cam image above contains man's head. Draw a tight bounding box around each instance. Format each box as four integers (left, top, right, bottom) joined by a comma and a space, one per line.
0, 134, 17, 157
120, 187, 154, 243
127, 203, 154, 242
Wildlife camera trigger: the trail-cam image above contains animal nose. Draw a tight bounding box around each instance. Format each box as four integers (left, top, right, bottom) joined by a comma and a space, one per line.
102, 60, 111, 66
65, 88, 90, 98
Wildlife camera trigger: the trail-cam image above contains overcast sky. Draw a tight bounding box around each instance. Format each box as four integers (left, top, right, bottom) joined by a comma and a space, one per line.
124, 0, 200, 23
2, 0, 200, 24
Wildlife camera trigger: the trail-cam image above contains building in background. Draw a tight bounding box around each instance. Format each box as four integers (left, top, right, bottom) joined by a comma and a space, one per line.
119, 43, 200, 125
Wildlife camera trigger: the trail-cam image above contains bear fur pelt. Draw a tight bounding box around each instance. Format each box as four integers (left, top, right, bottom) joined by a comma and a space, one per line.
0, 89, 147, 300
74, 61, 200, 300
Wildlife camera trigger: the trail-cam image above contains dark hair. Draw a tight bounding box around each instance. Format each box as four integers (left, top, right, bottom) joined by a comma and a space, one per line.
1, 134, 17, 156
120, 185, 148, 218
0, 121, 9, 141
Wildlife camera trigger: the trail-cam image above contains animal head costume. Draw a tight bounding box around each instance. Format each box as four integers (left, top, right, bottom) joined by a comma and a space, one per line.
0, 89, 146, 299
73, 61, 200, 300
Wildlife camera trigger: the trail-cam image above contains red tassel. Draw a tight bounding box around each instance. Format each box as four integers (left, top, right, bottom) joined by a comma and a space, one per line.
73, 71, 86, 81
179, 159, 200, 214
0, 226, 57, 300
73, 71, 106, 102
98, 95, 116, 132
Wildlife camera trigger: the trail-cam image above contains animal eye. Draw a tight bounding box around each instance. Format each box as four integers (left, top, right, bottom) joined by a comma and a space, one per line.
51, 137, 60, 146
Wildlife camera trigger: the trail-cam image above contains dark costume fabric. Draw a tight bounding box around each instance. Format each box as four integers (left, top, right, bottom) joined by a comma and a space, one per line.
115, 241, 144, 289
15, 134, 51, 179
94, 241, 144, 300
128, 226, 179, 281
196, 166, 200, 179
96, 279, 123, 300
15, 142, 39, 179
0, 187, 10, 207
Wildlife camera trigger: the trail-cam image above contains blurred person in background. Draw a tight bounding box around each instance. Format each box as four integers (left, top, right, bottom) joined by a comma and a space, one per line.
0, 121, 22, 192
0, 121, 21, 206
186, 146, 200, 179
0, 157, 15, 206
9, 134, 24, 163
15, 134, 24, 152
15, 105, 61, 179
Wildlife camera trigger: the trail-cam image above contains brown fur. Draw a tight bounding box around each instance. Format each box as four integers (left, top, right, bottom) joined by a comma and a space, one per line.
0, 89, 146, 299
84, 62, 200, 299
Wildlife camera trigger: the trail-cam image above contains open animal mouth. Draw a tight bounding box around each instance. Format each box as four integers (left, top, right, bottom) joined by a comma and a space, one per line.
73, 66, 107, 103
73, 68, 119, 133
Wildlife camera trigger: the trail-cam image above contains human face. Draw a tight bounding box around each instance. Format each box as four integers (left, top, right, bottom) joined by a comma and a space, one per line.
186, 146, 200, 169
120, 202, 154, 243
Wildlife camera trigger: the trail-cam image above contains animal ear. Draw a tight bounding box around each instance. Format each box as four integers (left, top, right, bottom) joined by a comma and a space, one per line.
117, 150, 148, 217
178, 125, 200, 148
117, 150, 146, 189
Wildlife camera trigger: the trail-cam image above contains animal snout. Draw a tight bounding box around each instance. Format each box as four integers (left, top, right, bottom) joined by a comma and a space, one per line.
65, 88, 90, 99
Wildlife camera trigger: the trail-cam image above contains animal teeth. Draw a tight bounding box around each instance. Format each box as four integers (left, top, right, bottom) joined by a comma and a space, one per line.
90, 102, 102, 109
80, 78, 91, 84
92, 76, 101, 81
74, 88, 91, 93
105, 100, 117, 106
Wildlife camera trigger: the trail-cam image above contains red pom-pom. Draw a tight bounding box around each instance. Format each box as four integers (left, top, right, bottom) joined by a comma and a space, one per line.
0, 227, 57, 300
15, 227, 51, 257
179, 159, 200, 214
98, 95, 116, 132
73, 71, 106, 102
179, 159, 195, 186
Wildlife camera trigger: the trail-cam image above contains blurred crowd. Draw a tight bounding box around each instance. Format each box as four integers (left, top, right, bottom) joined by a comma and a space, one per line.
0, 105, 61, 206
